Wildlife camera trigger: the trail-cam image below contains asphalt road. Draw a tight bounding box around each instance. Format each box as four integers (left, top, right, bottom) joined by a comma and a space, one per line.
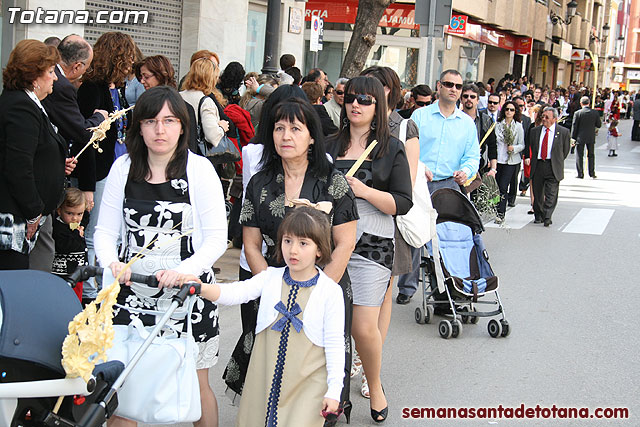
150, 117, 639, 427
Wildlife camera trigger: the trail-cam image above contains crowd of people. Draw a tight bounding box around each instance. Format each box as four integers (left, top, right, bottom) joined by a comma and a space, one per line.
0, 32, 627, 427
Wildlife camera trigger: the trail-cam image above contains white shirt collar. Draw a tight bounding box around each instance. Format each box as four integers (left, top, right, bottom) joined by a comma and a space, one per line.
56, 63, 66, 78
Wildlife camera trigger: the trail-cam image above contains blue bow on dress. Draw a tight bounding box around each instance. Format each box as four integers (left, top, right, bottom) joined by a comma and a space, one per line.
271, 301, 303, 333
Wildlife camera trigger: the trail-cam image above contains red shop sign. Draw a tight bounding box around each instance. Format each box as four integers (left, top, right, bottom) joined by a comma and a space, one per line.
305, 1, 417, 29
446, 18, 532, 55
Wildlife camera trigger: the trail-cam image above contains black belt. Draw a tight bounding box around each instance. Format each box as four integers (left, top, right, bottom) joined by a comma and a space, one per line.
538, 159, 551, 162
432, 176, 455, 182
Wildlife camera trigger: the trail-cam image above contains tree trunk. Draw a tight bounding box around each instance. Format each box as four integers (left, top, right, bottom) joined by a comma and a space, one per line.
340, 0, 393, 78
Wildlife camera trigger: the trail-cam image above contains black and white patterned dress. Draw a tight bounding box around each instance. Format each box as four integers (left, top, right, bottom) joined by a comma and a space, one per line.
113, 174, 219, 369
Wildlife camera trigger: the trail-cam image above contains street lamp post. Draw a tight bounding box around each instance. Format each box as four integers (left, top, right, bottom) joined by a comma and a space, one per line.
262, 0, 281, 74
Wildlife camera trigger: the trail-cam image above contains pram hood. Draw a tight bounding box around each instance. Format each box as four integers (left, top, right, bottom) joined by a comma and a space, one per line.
0, 270, 82, 376
431, 188, 484, 234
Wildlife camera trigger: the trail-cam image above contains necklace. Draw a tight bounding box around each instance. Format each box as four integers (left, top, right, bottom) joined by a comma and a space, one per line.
284, 177, 304, 207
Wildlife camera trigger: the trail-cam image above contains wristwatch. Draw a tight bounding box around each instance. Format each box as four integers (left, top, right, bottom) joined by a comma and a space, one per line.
26, 216, 40, 225
490, 168, 497, 173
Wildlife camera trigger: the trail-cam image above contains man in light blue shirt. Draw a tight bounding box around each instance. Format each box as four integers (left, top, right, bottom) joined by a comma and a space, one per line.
410, 69, 480, 192
397, 69, 480, 305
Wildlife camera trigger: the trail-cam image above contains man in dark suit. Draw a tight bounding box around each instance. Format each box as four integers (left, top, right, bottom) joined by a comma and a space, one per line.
529, 107, 571, 226
37, 35, 106, 274
42, 35, 107, 208
572, 96, 602, 178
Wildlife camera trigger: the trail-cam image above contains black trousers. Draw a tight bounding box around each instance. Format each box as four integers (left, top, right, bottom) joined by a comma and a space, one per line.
496, 163, 517, 216
0, 250, 29, 270
507, 162, 521, 203
632, 120, 640, 141
576, 142, 595, 178
531, 160, 560, 221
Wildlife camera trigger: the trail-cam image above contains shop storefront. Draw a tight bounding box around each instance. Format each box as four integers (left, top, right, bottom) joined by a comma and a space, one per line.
443, 16, 533, 84
303, 1, 421, 86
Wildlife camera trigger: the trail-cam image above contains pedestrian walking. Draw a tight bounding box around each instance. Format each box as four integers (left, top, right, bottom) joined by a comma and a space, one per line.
607, 119, 620, 157
572, 96, 602, 179
529, 107, 571, 227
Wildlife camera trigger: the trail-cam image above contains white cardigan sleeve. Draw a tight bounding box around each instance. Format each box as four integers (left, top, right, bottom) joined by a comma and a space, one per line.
173, 153, 228, 275
201, 97, 224, 147
94, 155, 129, 268
216, 268, 271, 305
323, 283, 345, 401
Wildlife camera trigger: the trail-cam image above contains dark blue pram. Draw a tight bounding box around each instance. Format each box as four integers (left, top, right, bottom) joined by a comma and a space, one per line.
414, 188, 510, 339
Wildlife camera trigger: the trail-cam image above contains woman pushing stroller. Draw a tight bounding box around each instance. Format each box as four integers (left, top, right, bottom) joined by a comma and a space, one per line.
94, 86, 228, 427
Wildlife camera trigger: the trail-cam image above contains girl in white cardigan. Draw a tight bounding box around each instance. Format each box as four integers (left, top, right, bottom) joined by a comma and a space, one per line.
202, 207, 346, 427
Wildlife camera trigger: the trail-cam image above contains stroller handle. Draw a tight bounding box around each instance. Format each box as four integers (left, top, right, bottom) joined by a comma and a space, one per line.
68, 265, 159, 287
68, 266, 202, 302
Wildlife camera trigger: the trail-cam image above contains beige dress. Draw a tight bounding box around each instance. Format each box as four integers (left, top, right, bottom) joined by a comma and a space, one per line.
235, 279, 327, 427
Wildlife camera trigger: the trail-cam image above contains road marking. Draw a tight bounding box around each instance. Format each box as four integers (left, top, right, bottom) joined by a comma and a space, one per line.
562, 208, 614, 235
485, 204, 533, 230
631, 146, 640, 153
597, 143, 608, 150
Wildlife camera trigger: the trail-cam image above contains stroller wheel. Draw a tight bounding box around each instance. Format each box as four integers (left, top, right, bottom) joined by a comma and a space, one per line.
487, 319, 503, 338
470, 307, 480, 325
425, 306, 434, 324
459, 307, 469, 324
438, 320, 453, 339
451, 319, 463, 338
414, 307, 425, 324
500, 319, 511, 337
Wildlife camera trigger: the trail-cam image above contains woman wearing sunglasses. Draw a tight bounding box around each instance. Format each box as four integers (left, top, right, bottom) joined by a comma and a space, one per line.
494, 100, 525, 223
359, 65, 419, 394
327, 76, 412, 423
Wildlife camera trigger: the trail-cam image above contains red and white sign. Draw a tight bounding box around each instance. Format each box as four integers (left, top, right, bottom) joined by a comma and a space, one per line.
305, 1, 417, 30
446, 19, 533, 55
448, 15, 467, 35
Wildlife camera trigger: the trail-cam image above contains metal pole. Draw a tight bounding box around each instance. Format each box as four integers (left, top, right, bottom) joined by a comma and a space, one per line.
425, 0, 437, 86
262, 0, 281, 74
587, 49, 598, 107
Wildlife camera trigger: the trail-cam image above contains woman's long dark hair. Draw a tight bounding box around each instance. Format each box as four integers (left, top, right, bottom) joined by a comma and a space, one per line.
125, 86, 190, 182
260, 98, 331, 178
497, 100, 522, 123
335, 76, 390, 159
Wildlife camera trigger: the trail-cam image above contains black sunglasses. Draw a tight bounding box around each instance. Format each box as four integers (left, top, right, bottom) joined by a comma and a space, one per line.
415, 100, 431, 107
335, 90, 344, 95
344, 93, 377, 106
487, 100, 499, 105
462, 94, 477, 99
504, 107, 516, 112
440, 81, 463, 90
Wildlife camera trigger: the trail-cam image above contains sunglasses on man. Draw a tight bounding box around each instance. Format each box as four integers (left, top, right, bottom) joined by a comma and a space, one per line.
335, 90, 344, 95
487, 100, 499, 105
344, 93, 377, 106
440, 81, 463, 90
462, 94, 477, 99
415, 100, 431, 107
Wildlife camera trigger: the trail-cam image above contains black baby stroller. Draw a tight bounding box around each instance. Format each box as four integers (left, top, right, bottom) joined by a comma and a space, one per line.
0, 266, 200, 426
413, 188, 510, 339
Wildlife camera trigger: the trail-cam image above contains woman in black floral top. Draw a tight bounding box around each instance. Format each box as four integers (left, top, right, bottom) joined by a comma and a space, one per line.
231, 98, 358, 417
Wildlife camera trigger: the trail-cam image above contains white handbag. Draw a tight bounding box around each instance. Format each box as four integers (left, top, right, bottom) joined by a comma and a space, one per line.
396, 161, 438, 248
107, 299, 201, 424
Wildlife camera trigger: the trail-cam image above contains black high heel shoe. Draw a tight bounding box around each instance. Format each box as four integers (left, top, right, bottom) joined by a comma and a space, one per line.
370, 387, 388, 423
323, 400, 352, 426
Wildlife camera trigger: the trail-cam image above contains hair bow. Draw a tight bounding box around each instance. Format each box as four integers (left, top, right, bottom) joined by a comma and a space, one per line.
271, 301, 303, 333
288, 198, 333, 215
